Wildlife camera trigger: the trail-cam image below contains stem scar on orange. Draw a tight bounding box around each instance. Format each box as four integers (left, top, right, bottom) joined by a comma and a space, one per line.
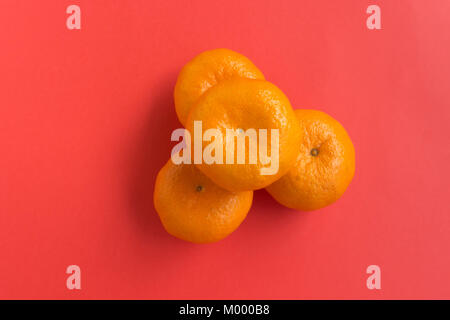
185, 78, 302, 192
174, 48, 265, 126
266, 109, 355, 211
154, 160, 253, 243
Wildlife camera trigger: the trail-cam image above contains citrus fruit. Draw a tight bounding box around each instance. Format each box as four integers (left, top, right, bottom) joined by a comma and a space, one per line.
185, 78, 302, 192
174, 48, 265, 126
266, 109, 355, 211
154, 160, 253, 243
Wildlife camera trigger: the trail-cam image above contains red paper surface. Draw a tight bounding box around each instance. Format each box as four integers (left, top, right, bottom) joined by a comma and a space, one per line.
0, 0, 449, 299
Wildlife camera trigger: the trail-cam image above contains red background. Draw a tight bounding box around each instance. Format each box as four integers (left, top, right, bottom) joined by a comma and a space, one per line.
1, 0, 449, 299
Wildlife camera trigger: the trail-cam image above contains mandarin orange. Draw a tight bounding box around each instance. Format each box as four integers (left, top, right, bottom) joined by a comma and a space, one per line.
185, 78, 302, 192
266, 109, 355, 211
174, 48, 264, 126
154, 160, 253, 243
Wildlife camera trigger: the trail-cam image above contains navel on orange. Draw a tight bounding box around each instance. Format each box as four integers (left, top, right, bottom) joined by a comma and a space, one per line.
154, 160, 253, 243
185, 78, 302, 192
174, 48, 265, 126
266, 109, 355, 211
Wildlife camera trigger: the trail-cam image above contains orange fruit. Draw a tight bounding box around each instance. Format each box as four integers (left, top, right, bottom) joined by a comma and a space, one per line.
185, 78, 302, 192
174, 48, 265, 126
154, 160, 253, 243
266, 109, 355, 211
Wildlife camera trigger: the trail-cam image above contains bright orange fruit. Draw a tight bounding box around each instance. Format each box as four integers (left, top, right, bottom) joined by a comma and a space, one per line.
185, 78, 302, 192
154, 160, 253, 243
174, 48, 265, 126
266, 109, 355, 211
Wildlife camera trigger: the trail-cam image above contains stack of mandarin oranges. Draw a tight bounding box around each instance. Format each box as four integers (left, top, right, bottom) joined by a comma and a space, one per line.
154, 49, 355, 243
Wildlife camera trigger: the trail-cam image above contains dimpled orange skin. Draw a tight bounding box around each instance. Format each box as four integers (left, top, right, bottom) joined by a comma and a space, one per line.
266, 109, 355, 211
185, 78, 302, 192
154, 160, 253, 243
174, 48, 265, 126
